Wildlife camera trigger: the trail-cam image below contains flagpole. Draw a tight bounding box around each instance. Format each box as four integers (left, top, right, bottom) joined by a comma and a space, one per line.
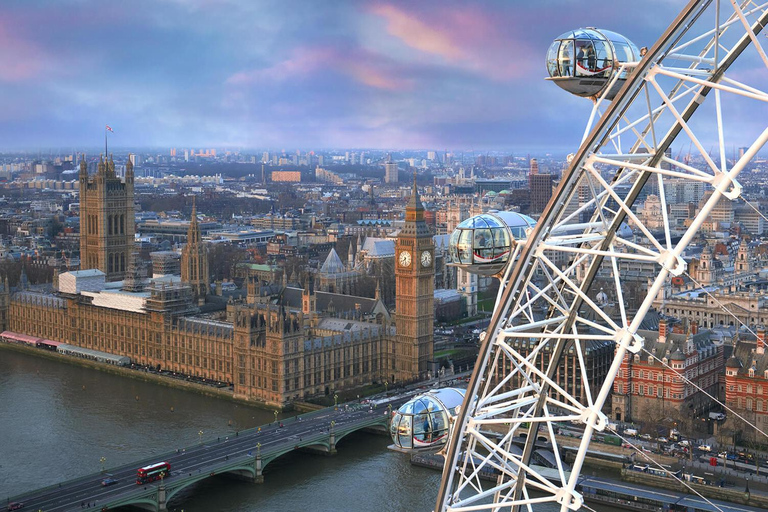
105, 127, 108, 158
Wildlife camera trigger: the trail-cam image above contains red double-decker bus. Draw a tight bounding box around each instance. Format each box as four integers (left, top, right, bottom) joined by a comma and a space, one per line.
136, 461, 171, 484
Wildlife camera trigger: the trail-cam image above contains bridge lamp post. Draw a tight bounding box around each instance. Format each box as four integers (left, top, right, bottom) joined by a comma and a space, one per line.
198, 430, 204, 445
334, 394, 339, 410
273, 410, 278, 424
384, 381, 388, 393
100, 457, 106, 473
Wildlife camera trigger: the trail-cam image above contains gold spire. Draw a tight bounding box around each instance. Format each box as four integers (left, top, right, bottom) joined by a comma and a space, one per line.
406, 171, 424, 215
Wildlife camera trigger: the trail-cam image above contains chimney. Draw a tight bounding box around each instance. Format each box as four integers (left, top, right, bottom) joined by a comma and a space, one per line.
658, 319, 667, 344
691, 320, 698, 335
758, 327, 765, 355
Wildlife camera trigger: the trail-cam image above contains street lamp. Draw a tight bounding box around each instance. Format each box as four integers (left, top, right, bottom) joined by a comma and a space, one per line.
198, 430, 204, 445
334, 394, 339, 410
274, 410, 278, 424
744, 477, 750, 501
100, 457, 106, 473
384, 381, 388, 393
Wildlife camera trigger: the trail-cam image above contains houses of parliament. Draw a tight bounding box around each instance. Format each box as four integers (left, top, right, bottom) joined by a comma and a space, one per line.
2, 155, 435, 407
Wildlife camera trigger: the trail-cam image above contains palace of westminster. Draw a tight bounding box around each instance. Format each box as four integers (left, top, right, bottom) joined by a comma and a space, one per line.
2, 156, 435, 407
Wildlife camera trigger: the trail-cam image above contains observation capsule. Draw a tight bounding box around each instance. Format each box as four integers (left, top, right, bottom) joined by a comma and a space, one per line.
390, 388, 466, 451
448, 211, 536, 277
546, 28, 642, 100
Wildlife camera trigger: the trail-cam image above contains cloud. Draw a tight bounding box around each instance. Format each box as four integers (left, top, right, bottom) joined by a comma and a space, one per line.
369, 4, 466, 61
367, 3, 535, 81
227, 45, 413, 91
0, 0, 761, 151
0, 19, 48, 82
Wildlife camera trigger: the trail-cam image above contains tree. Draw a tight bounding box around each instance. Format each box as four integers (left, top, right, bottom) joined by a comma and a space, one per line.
207, 243, 247, 282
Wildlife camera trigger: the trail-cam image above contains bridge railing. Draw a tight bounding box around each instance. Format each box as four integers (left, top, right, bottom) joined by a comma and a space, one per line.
9, 398, 397, 504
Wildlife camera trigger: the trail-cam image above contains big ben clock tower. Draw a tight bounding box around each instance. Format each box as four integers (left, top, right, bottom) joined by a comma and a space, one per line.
395, 174, 434, 382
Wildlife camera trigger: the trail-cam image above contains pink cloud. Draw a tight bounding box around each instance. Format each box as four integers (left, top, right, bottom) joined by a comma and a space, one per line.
227, 45, 412, 91
0, 20, 47, 82
369, 4, 466, 61
227, 47, 333, 85
369, 3, 535, 81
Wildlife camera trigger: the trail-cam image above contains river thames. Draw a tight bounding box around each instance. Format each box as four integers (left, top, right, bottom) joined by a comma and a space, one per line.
1, 349, 611, 512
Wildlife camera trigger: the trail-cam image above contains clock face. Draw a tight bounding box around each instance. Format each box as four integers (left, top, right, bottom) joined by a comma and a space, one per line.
398, 251, 412, 268
421, 250, 432, 267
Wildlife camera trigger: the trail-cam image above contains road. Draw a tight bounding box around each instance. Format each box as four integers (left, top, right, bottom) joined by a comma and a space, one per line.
9, 395, 411, 512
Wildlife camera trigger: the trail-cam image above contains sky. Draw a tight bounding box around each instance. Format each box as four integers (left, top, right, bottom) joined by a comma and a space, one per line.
0, 1, 700, 152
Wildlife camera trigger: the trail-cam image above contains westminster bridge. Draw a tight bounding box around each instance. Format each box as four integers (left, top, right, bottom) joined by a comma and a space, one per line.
8, 397, 405, 512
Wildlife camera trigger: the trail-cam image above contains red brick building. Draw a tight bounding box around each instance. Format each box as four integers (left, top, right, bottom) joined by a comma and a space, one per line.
724, 328, 768, 440
612, 320, 724, 424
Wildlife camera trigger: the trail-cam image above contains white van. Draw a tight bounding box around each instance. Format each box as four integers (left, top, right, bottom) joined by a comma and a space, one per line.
623, 428, 638, 437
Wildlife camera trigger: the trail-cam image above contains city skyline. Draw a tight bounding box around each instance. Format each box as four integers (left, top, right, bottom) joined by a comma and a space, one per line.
0, 0, 687, 151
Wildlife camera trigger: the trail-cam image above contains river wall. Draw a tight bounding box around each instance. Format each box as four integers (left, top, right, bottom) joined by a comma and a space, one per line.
0, 342, 283, 411
621, 470, 768, 509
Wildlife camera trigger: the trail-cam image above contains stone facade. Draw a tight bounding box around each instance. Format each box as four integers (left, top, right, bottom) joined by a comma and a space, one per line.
79, 155, 135, 281
612, 320, 724, 423
395, 176, 434, 382
4, 280, 396, 408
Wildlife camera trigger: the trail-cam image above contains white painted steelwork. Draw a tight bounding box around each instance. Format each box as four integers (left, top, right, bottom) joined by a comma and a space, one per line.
435, 1, 768, 511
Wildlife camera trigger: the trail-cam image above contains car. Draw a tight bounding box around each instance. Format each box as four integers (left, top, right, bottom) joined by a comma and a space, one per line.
656, 437, 668, 443
639, 434, 652, 441
7, 503, 24, 511
101, 477, 118, 487
699, 444, 712, 452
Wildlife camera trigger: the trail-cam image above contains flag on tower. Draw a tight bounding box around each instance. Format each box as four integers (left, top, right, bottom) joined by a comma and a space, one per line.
106, 125, 114, 133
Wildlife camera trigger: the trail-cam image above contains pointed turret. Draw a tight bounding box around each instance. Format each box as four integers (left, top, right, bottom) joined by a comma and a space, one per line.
406, 172, 424, 215
347, 237, 356, 270
181, 196, 209, 304
79, 154, 88, 181
97, 154, 106, 177
302, 275, 317, 329
125, 154, 134, 183
19, 266, 29, 290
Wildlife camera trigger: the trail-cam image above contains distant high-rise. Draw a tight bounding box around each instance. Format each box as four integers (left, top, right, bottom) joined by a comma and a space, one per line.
529, 157, 539, 175
384, 154, 398, 184
79, 154, 135, 281
529, 158, 553, 214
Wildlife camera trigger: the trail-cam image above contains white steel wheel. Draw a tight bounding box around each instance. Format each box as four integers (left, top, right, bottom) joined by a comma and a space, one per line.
435, 1, 768, 511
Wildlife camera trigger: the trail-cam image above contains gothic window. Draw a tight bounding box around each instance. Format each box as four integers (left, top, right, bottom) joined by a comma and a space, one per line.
120, 214, 125, 234
108, 215, 113, 235
121, 253, 125, 272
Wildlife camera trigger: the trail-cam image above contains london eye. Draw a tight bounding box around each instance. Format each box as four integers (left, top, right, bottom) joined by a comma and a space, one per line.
436, 1, 768, 511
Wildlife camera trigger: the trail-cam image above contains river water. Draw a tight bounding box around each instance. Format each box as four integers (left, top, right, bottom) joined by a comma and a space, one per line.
0, 349, 611, 512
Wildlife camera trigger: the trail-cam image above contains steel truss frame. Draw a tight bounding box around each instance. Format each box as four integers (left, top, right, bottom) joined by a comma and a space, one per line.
435, 1, 768, 511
